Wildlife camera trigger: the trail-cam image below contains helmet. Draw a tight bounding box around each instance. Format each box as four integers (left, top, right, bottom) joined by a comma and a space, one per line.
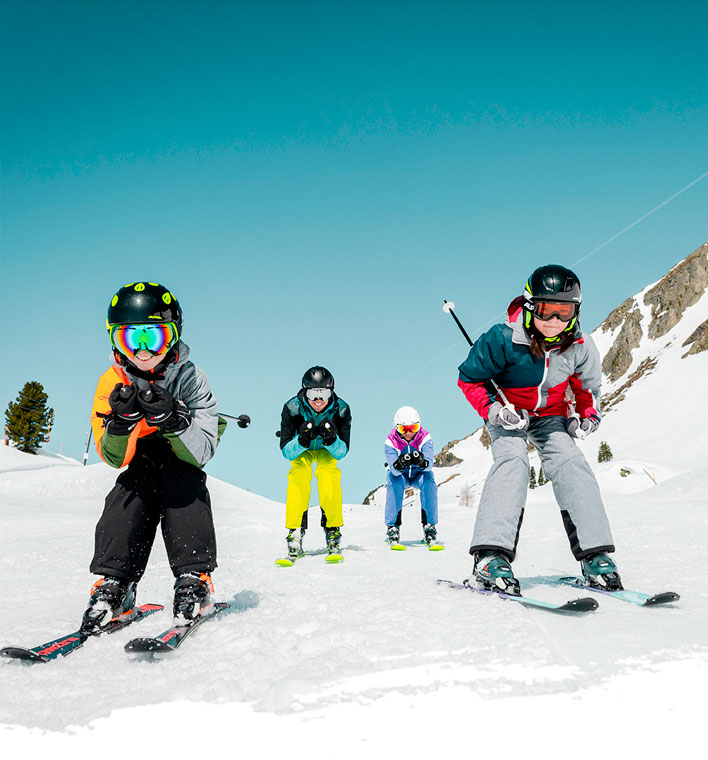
522, 265, 581, 334
107, 282, 183, 337
301, 366, 334, 389
393, 406, 420, 427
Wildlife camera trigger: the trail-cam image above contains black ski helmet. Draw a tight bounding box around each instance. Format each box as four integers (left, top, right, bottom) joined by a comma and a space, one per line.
106, 282, 183, 337
522, 265, 581, 334
302, 366, 335, 390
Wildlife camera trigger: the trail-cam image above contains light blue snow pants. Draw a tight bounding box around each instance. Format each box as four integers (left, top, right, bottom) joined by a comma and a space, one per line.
470, 416, 615, 561
385, 469, 439, 526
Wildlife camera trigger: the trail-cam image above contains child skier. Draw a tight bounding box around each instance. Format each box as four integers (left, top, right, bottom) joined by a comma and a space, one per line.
82, 282, 226, 634
278, 366, 351, 562
384, 406, 441, 549
457, 264, 622, 595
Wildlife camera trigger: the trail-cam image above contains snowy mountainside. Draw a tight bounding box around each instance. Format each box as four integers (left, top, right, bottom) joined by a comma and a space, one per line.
1, 428, 707, 754
367, 242, 708, 509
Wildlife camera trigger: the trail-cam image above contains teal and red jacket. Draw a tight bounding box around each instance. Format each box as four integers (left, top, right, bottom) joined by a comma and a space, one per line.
458, 299, 602, 421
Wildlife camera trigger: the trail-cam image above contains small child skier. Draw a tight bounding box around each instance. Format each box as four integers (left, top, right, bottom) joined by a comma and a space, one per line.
457, 264, 622, 595
82, 282, 226, 634
384, 406, 441, 549
278, 366, 351, 562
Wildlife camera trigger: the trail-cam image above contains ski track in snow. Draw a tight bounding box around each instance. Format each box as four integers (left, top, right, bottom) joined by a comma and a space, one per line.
1, 445, 706, 755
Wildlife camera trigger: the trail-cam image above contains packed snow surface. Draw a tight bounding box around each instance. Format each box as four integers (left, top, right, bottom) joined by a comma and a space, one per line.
1, 443, 706, 757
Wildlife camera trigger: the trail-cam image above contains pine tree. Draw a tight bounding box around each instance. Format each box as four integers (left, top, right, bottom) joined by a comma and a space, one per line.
4, 381, 54, 454
538, 468, 546, 486
598, 441, 613, 463
529, 466, 537, 489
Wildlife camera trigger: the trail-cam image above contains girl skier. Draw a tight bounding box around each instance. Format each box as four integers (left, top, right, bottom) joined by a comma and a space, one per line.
82, 282, 226, 633
457, 264, 622, 595
278, 366, 352, 562
384, 406, 441, 549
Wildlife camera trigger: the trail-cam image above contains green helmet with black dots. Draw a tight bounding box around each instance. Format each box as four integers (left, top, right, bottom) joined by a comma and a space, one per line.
106, 282, 183, 337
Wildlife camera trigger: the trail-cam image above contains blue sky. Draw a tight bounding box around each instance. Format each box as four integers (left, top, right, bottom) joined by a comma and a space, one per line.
1, 0, 707, 504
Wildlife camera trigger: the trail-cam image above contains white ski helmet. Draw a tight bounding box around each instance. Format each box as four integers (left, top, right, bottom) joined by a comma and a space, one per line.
393, 406, 420, 427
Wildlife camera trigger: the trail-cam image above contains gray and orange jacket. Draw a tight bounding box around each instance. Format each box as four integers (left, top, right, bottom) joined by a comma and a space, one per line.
91, 342, 226, 469
457, 299, 602, 422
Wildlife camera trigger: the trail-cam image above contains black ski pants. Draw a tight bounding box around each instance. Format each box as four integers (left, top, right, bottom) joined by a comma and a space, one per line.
90, 438, 217, 582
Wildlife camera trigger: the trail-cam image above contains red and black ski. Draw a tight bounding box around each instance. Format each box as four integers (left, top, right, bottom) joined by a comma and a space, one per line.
124, 601, 231, 654
0, 603, 164, 663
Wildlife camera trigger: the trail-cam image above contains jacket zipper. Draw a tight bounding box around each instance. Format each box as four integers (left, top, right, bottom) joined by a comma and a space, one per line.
534, 354, 551, 412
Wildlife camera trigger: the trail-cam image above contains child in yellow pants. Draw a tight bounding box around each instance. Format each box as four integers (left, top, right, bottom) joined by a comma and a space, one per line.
278, 366, 351, 561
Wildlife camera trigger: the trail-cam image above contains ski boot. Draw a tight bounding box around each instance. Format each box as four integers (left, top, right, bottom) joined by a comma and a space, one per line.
173, 572, 214, 624
581, 553, 623, 591
423, 523, 438, 547
471, 552, 520, 596
324, 527, 341, 553
286, 528, 305, 562
386, 525, 400, 544
324, 527, 343, 562
81, 576, 137, 635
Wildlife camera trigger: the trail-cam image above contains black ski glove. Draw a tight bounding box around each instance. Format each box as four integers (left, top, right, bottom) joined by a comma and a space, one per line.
320, 419, 337, 446
393, 451, 412, 472
104, 383, 143, 436
138, 386, 191, 433
409, 449, 428, 470
298, 421, 317, 448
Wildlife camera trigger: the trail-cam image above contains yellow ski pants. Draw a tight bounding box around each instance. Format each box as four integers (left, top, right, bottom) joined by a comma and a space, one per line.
285, 449, 343, 529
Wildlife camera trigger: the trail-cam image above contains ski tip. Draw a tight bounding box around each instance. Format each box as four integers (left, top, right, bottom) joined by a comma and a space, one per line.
389, 544, 407, 551
125, 638, 173, 654
428, 544, 445, 551
562, 597, 599, 612
325, 554, 343, 563
644, 591, 680, 606
0, 646, 47, 663
275, 558, 295, 567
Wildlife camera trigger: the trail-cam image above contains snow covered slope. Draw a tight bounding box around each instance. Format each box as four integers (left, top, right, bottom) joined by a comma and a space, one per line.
1, 442, 706, 756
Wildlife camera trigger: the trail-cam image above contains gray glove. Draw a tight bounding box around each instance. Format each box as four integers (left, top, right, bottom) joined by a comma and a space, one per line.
566, 413, 600, 439
487, 401, 530, 431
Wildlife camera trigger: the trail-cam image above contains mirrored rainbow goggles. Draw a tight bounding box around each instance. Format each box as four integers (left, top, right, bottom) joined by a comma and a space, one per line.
110, 323, 178, 358
397, 423, 420, 435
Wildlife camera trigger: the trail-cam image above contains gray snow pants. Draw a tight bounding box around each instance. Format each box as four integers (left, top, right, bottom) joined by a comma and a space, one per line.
470, 416, 615, 562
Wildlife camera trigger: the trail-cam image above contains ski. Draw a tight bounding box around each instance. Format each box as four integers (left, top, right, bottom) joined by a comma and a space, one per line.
546, 576, 680, 607
437, 579, 598, 614
275, 549, 343, 566
398, 540, 445, 551
124, 601, 231, 654
0, 603, 164, 663
275, 553, 305, 566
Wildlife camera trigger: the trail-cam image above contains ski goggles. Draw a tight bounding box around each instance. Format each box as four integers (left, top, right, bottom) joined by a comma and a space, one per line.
110, 323, 178, 358
531, 300, 578, 322
305, 388, 332, 402
397, 423, 420, 435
